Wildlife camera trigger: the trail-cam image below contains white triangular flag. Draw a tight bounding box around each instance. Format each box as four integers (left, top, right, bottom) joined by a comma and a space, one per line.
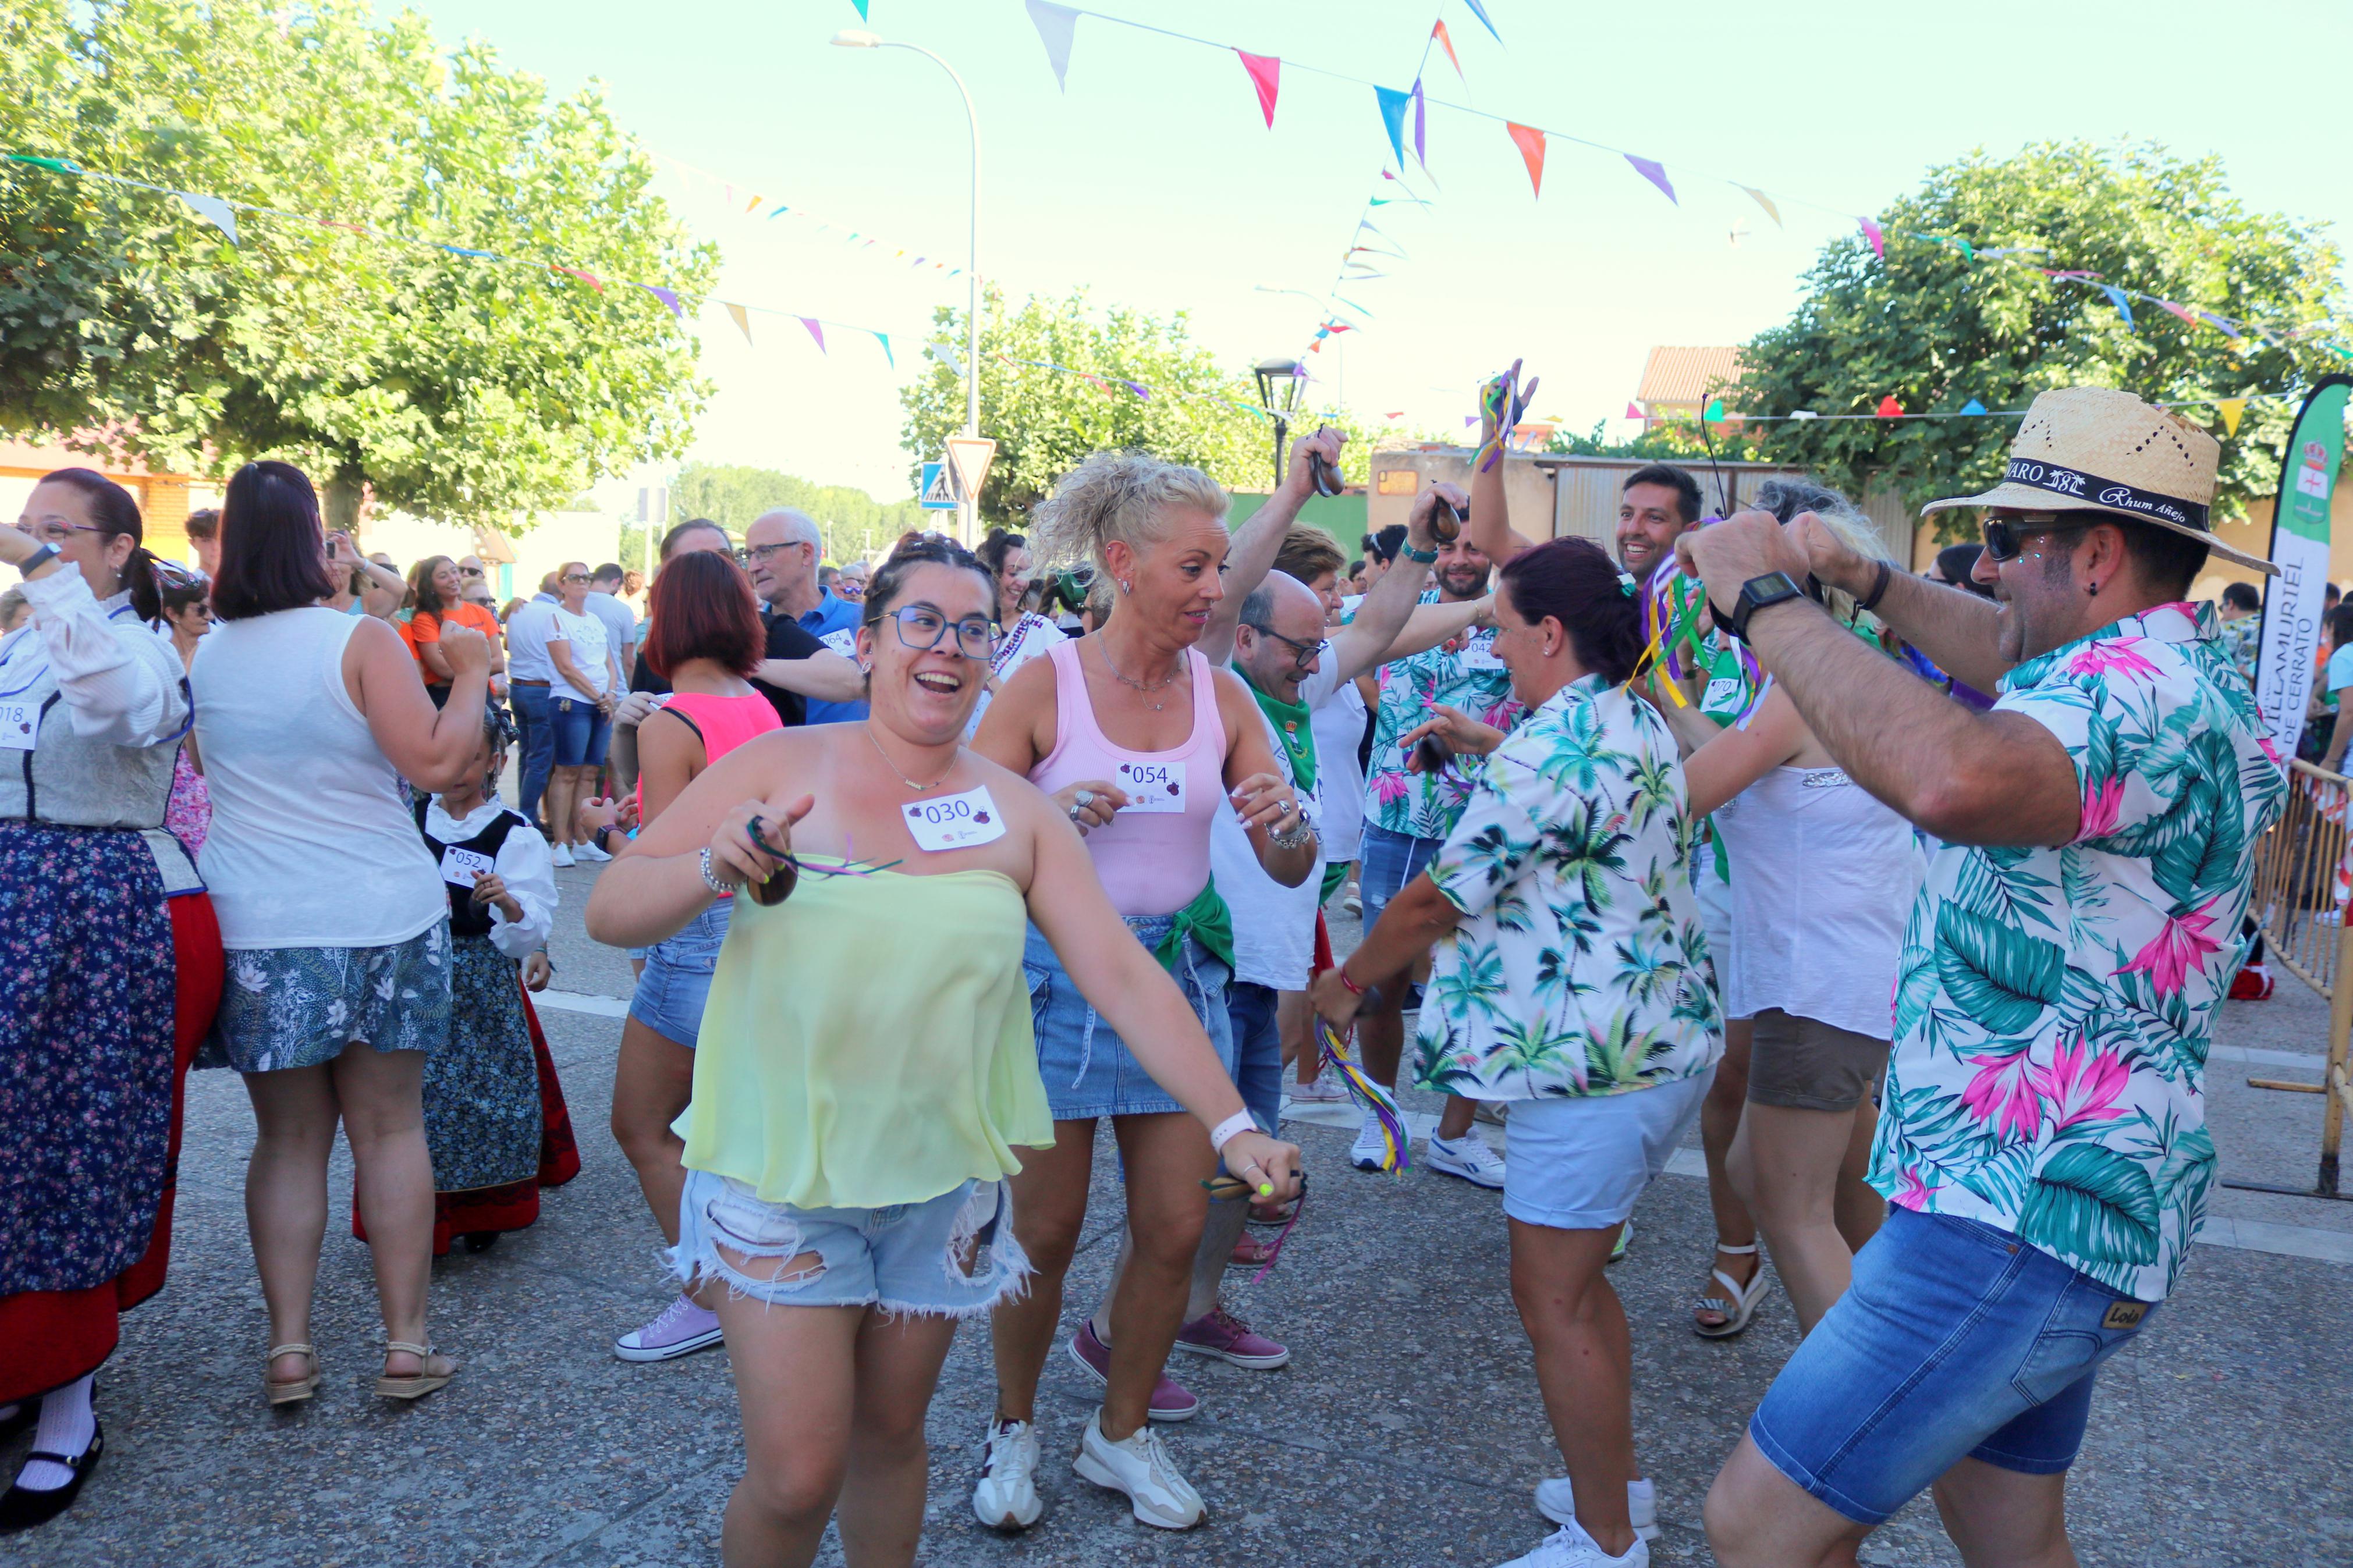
176, 191, 237, 245
1025, 0, 1079, 91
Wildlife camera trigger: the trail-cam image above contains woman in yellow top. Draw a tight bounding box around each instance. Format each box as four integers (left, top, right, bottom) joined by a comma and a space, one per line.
587, 534, 1300, 1568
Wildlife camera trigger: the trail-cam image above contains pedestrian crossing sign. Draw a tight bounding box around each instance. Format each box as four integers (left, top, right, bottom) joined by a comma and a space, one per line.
920, 461, 957, 510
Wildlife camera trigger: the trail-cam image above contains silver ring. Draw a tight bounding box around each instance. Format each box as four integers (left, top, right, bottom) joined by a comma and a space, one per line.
1068, 803, 1084, 822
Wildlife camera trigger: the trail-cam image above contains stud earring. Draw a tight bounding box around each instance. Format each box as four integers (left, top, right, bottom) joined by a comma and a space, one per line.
1119, 579, 1132, 594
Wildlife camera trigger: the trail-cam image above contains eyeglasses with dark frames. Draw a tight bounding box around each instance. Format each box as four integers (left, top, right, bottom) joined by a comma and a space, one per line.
735, 542, 798, 566
1246, 623, 1330, 669
886, 603, 995, 660
560, 572, 592, 584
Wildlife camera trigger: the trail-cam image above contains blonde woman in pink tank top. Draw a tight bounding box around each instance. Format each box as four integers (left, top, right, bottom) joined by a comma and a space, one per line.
970, 451, 1319, 1531
605, 552, 784, 1367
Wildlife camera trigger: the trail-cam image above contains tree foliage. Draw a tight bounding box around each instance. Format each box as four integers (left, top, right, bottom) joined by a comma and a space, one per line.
1734, 142, 2349, 534
0, 0, 716, 529
668, 463, 934, 563
899, 286, 1392, 525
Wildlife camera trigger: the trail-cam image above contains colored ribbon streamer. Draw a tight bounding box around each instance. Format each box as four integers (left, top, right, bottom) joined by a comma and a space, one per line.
1316, 1021, 1409, 1174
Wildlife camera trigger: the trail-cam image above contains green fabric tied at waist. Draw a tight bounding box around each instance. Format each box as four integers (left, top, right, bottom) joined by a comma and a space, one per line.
1319, 860, 1351, 905
1152, 880, 1235, 976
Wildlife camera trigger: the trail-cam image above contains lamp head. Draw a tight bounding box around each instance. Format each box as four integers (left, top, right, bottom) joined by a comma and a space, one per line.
831, 29, 881, 47
1253, 357, 1307, 416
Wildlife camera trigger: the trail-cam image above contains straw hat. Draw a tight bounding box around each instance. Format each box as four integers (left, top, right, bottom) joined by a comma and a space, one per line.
1922, 386, 2273, 575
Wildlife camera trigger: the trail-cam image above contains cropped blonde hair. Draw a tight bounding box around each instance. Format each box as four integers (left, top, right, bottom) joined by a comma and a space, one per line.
1028, 451, 1229, 577
1749, 477, 1891, 625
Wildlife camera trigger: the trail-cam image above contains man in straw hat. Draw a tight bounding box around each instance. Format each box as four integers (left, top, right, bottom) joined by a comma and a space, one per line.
1674, 386, 2284, 1568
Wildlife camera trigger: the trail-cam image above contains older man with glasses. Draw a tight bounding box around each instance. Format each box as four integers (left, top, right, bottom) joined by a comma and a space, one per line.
739, 509, 866, 724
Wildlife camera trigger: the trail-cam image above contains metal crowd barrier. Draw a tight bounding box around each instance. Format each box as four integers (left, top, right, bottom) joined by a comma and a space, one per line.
2238, 759, 2353, 1199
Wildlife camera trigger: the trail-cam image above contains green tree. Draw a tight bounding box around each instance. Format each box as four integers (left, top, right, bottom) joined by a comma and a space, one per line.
1733, 142, 2348, 535
0, 0, 715, 530
667, 463, 934, 563
899, 286, 1390, 525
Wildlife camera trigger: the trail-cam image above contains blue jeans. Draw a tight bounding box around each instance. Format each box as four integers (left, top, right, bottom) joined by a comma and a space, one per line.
1358, 822, 1440, 1008
1226, 980, 1283, 1138
550, 692, 612, 769
511, 682, 555, 823
1748, 1207, 2158, 1525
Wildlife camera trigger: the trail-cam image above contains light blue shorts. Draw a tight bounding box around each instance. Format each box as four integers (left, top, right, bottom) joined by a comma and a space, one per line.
628, 900, 730, 1048
1498, 1072, 1710, 1230
1022, 916, 1234, 1121
672, 1168, 1030, 1317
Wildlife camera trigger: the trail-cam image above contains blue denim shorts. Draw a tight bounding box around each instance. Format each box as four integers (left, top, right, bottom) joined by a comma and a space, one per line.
1227, 980, 1283, 1136
629, 900, 730, 1048
1023, 916, 1234, 1121
672, 1167, 1030, 1317
1358, 823, 1439, 1007
550, 694, 612, 768
1750, 1207, 2159, 1525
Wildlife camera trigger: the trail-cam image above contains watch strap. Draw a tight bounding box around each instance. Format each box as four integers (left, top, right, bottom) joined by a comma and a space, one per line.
1855, 559, 1894, 616
19, 543, 59, 578
1401, 543, 1438, 564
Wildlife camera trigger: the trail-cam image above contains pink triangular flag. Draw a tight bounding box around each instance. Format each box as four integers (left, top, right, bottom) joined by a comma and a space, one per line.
1875, 394, 1903, 418
1626, 401, 1644, 420
1506, 122, 1546, 197
1624, 154, 1676, 204
1236, 50, 1280, 127
1859, 218, 1885, 257
2157, 300, 2201, 328
799, 317, 826, 353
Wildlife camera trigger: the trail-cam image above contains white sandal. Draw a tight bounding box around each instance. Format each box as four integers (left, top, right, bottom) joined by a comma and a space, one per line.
1693, 1242, 1768, 1339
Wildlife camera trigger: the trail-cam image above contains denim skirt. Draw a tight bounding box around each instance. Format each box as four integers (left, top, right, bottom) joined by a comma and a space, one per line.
1022, 915, 1234, 1121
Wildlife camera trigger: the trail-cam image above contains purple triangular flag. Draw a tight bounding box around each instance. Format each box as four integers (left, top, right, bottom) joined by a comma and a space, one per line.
637, 283, 684, 318
1624, 155, 1675, 204
800, 317, 826, 352
1411, 79, 1426, 168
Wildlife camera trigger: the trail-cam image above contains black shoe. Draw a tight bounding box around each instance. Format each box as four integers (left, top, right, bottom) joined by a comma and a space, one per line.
0, 1422, 102, 1531
462, 1231, 500, 1254
0, 1405, 34, 1445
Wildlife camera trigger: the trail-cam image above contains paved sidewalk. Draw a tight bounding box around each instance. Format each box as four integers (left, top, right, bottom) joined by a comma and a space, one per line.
7, 866, 2351, 1567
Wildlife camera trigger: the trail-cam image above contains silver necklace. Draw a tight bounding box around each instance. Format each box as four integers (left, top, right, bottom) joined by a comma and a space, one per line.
1098, 638, 1183, 713
864, 721, 956, 792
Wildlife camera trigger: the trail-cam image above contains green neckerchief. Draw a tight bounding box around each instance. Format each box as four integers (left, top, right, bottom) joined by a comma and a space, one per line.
1319, 860, 1351, 905
1241, 668, 1316, 794
1152, 880, 1235, 975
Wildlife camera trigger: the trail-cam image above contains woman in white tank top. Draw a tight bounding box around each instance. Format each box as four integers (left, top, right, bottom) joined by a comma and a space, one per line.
1655, 488, 1915, 1339
192, 461, 495, 1406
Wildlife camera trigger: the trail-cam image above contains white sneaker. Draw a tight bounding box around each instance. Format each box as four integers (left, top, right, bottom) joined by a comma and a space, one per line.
1289, 1075, 1351, 1104
1348, 1111, 1392, 1171
1493, 1518, 1649, 1567
1427, 1128, 1506, 1189
572, 839, 611, 862
973, 1417, 1043, 1531
1535, 1475, 1659, 1542
1071, 1410, 1205, 1529
550, 842, 576, 868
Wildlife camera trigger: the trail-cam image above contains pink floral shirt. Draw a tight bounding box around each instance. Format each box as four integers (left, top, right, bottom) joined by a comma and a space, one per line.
1873, 602, 2284, 1302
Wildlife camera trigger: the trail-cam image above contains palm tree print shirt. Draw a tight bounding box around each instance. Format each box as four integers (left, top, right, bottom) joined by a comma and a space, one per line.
1872, 602, 2285, 1303
1413, 675, 1723, 1101
1363, 603, 1525, 842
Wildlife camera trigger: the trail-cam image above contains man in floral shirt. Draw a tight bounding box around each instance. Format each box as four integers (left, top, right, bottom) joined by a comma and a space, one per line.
1350, 527, 1522, 1184
1682, 387, 2284, 1568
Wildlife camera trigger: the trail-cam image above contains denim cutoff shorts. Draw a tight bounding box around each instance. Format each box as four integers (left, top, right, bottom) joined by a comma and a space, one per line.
1749, 1206, 2159, 1525
629, 900, 730, 1048
672, 1167, 1030, 1317
1022, 915, 1234, 1121
1358, 822, 1440, 1008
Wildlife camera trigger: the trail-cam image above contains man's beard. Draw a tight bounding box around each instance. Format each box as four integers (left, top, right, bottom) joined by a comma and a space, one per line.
1439, 567, 1489, 599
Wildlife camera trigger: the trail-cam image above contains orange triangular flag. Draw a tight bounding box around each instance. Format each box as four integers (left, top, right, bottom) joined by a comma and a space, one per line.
1432, 20, 1463, 79
1506, 122, 1546, 197
1875, 394, 1903, 418
725, 303, 751, 344
1740, 186, 1781, 227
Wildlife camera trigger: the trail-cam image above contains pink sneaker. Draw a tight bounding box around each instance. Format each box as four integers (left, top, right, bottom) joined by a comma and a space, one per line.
1066, 1320, 1198, 1421
1175, 1307, 1290, 1369
613, 1293, 724, 1363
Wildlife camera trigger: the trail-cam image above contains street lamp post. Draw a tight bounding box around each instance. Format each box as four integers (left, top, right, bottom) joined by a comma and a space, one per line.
1253, 357, 1308, 491
834, 29, 982, 543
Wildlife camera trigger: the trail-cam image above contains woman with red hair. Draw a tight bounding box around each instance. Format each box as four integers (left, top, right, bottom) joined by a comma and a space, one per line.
606, 550, 783, 1366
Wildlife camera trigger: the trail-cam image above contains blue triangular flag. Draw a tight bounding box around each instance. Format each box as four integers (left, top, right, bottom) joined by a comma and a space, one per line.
1462, 0, 1501, 42
1959, 398, 1987, 416
1374, 86, 1411, 168
851, 0, 869, 17
2099, 285, 2134, 330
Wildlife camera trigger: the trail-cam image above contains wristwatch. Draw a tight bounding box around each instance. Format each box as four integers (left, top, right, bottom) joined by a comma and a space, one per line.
17, 543, 58, 578
1727, 571, 1805, 642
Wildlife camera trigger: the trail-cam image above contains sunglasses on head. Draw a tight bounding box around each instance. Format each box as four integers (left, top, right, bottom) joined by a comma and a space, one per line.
1981, 512, 2084, 565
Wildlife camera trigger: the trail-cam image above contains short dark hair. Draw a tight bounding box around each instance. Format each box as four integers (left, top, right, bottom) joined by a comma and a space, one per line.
592, 562, 624, 584
207, 461, 336, 621
643, 549, 764, 680
2050, 511, 2208, 600
863, 532, 994, 632
1497, 536, 1645, 684
183, 507, 220, 543
156, 569, 211, 621
2330, 583, 2344, 605
660, 518, 729, 560
1937, 542, 1995, 600
1623, 464, 1701, 525
1347, 557, 1365, 577
2221, 581, 2260, 613
975, 527, 1027, 579
2333, 603, 2353, 649
1367, 524, 1408, 565
37, 468, 165, 621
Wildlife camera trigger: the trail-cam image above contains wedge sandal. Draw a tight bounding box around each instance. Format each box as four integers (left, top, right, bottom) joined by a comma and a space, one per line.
264, 1343, 320, 1406
374, 1341, 458, 1401
1693, 1242, 1769, 1339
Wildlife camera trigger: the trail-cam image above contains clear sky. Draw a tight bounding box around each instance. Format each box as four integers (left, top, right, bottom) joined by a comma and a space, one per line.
393, 0, 2353, 503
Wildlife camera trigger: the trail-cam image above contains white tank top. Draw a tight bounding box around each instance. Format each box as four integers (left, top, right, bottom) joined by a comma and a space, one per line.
192, 607, 446, 949
1709, 766, 1922, 1040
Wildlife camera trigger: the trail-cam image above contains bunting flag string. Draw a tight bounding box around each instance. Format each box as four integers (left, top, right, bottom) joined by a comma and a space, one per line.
651, 152, 965, 278
1, 148, 915, 371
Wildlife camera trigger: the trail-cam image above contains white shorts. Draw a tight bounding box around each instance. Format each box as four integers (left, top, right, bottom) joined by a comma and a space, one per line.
1499, 1073, 1711, 1231
1691, 842, 1738, 1018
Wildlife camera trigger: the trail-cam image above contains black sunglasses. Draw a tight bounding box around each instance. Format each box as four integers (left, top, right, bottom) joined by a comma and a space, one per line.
1981, 515, 2084, 566
459, 565, 485, 577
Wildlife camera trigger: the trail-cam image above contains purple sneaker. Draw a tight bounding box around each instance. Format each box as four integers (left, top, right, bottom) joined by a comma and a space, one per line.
1175, 1307, 1290, 1369
1066, 1320, 1198, 1421
613, 1293, 725, 1363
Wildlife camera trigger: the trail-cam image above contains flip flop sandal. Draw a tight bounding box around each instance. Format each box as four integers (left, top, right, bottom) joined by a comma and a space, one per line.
264, 1343, 320, 1407
374, 1341, 458, 1401
1693, 1243, 1768, 1339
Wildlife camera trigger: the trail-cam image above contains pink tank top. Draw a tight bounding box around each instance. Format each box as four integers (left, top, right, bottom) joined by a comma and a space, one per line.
636, 688, 783, 816
1032, 638, 1226, 918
